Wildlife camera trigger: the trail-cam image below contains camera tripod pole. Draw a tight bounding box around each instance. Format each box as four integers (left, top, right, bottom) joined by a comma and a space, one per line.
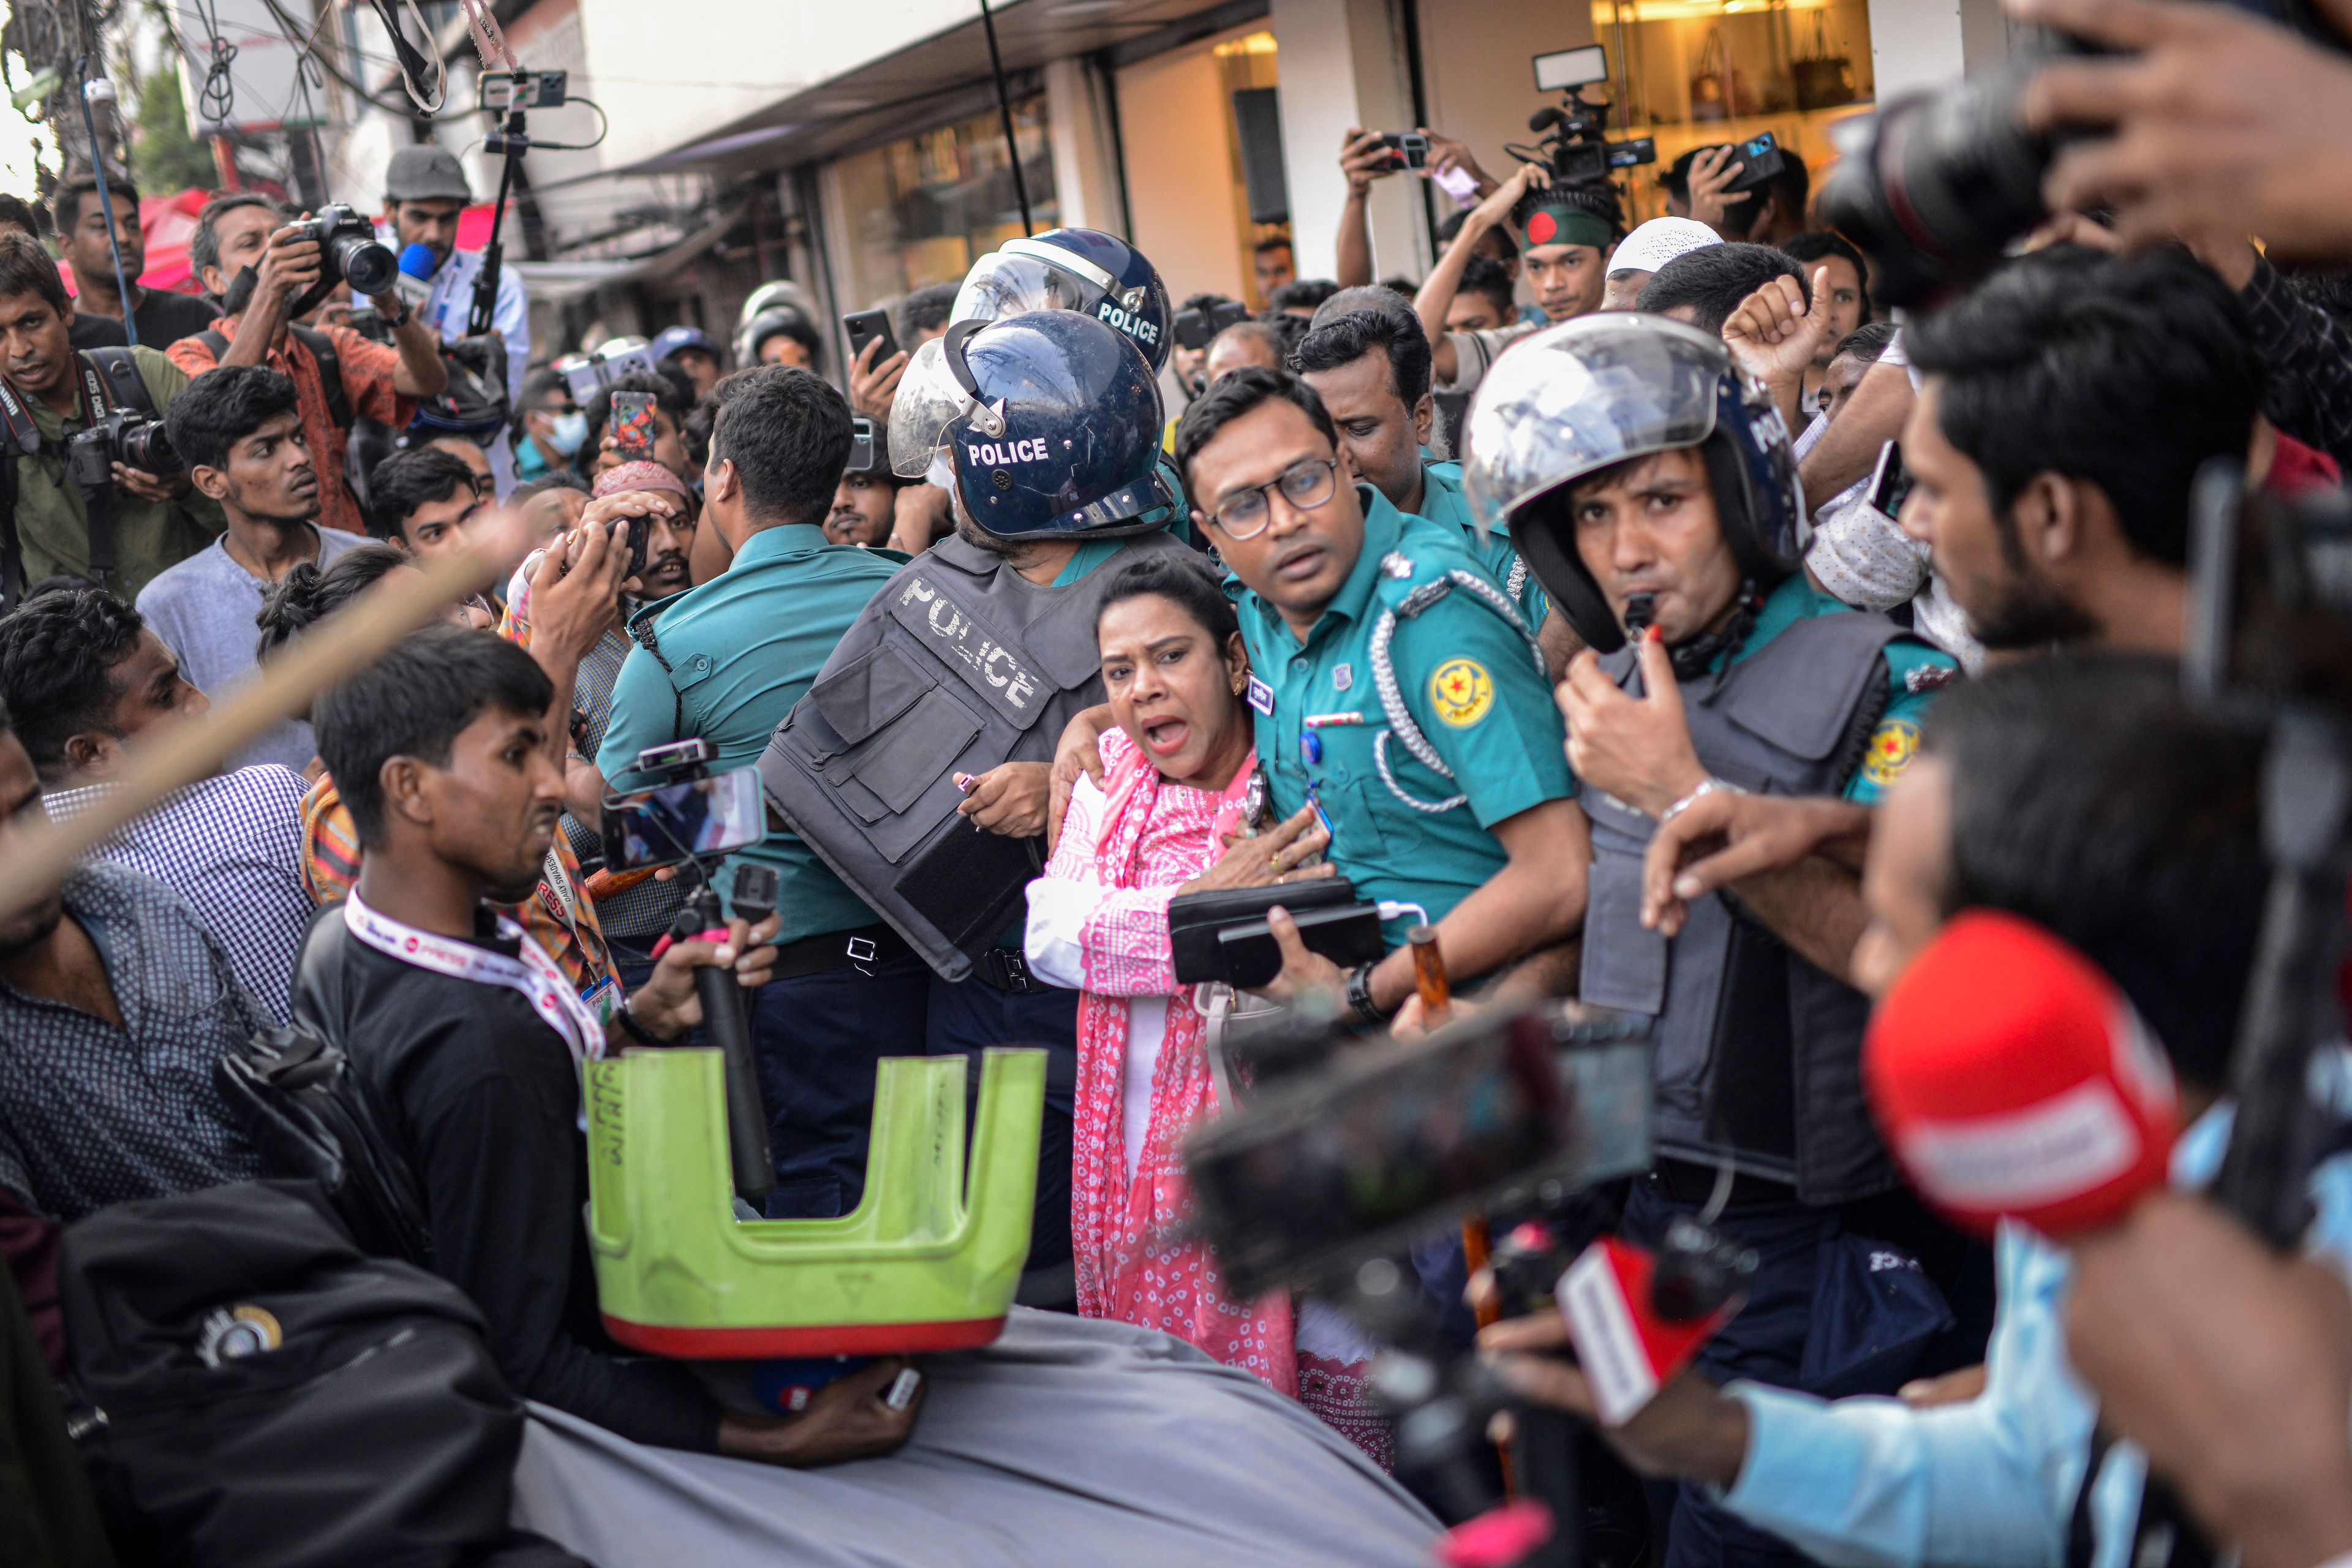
470, 106, 526, 337
73, 60, 139, 348
669, 872, 775, 1206
977, 0, 1033, 238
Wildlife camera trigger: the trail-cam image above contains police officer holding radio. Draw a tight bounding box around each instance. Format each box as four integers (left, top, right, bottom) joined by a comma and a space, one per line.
764, 303, 1188, 1297
1172, 364, 1589, 1025
0, 232, 214, 606
1461, 311, 1959, 1568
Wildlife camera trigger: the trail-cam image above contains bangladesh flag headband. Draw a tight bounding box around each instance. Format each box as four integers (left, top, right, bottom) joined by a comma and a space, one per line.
1520, 201, 1616, 253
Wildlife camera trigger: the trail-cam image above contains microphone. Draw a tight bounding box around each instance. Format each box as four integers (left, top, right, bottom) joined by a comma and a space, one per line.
395, 242, 437, 312
1864, 909, 2180, 1241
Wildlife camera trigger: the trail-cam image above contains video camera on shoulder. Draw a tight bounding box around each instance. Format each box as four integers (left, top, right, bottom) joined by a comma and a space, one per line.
1183, 1001, 1654, 1300
601, 739, 767, 872
1517, 45, 1656, 190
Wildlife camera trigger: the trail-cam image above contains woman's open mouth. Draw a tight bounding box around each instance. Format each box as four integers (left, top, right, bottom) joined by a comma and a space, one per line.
1141, 717, 1189, 756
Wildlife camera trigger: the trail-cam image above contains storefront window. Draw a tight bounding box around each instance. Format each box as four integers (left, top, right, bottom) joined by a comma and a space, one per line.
831, 94, 1060, 307
1591, 0, 1874, 225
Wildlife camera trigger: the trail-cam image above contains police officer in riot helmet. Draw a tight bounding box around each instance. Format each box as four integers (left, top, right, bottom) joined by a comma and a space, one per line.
763, 309, 1188, 1300
1463, 311, 1962, 1568
952, 227, 1195, 538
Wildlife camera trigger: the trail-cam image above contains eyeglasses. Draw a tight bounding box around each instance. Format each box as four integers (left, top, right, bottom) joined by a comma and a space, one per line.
1208, 457, 1337, 540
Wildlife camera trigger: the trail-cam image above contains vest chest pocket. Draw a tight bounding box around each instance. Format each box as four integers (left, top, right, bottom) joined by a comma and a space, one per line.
1580, 850, 1668, 1016
810, 638, 986, 842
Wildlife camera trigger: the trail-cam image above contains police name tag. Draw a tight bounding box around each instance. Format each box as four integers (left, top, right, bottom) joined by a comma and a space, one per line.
888, 575, 1044, 723
1246, 674, 1275, 715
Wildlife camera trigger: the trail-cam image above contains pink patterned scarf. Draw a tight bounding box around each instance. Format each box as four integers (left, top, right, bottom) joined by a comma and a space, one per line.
1067, 729, 1298, 1398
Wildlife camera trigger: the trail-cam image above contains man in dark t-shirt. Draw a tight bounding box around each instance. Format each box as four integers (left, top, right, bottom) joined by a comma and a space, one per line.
301, 622, 919, 1464
52, 176, 220, 354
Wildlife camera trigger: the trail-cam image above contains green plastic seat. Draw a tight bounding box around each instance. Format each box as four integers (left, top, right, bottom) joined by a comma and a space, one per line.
584, 1046, 1044, 1358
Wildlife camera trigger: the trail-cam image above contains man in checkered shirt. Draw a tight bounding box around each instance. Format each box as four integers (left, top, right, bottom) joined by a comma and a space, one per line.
0, 585, 311, 1023
0, 702, 263, 1221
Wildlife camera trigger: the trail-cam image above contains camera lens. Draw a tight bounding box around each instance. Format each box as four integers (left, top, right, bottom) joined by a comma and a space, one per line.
116, 418, 178, 474
1819, 59, 2059, 309
333, 232, 400, 297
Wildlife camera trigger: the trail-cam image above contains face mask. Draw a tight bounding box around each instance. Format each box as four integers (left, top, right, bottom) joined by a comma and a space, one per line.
548, 410, 588, 456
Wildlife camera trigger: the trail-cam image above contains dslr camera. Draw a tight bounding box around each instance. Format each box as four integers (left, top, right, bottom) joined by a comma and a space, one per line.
64, 407, 179, 489
1517, 45, 1656, 195
1820, 0, 2345, 308
284, 203, 398, 317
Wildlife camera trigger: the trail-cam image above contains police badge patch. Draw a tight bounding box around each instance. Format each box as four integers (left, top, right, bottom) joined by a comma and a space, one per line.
1430, 658, 1493, 728
1861, 717, 1923, 789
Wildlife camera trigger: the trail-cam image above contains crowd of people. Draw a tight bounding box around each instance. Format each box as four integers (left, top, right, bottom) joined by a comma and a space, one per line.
6, 0, 2352, 1561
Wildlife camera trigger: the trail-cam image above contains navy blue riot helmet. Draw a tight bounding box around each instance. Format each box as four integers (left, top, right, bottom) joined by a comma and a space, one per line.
953, 229, 1172, 373
891, 310, 1171, 540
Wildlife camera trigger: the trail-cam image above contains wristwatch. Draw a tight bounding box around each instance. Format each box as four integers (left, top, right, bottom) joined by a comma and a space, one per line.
377, 296, 413, 329
612, 992, 663, 1046
1346, 960, 1386, 1025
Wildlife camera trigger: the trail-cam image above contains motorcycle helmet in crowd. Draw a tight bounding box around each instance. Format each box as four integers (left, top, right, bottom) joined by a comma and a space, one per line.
889, 309, 1170, 540
734, 281, 826, 372
1460, 312, 1806, 655
952, 229, 1173, 374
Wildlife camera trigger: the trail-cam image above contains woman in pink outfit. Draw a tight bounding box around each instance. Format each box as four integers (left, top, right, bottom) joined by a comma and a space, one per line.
1025, 552, 1390, 1468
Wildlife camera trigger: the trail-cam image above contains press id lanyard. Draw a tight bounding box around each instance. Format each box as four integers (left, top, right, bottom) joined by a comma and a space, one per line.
344, 892, 605, 1065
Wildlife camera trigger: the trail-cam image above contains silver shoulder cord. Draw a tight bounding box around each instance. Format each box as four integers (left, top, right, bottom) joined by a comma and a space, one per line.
1367, 551, 1545, 815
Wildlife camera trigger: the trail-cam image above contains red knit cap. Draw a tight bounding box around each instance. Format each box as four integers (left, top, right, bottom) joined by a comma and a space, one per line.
593, 460, 690, 500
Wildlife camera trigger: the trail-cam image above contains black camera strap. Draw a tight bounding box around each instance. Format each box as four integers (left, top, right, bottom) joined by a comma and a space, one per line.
67, 355, 119, 587
0, 375, 36, 612
198, 326, 353, 432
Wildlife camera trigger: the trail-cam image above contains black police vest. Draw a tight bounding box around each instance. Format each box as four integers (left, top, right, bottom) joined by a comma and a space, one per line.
1578, 609, 1901, 1206
761, 529, 1186, 981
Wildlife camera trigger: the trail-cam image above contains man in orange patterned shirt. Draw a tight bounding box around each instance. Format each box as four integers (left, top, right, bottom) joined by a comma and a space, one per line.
168, 194, 445, 538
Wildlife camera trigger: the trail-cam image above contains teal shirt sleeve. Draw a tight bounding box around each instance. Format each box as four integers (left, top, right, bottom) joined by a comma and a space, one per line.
1391, 590, 1578, 826
594, 644, 680, 791
1843, 639, 1959, 804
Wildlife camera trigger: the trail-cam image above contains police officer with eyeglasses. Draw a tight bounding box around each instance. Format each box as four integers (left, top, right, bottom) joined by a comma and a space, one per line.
1170, 364, 1589, 1030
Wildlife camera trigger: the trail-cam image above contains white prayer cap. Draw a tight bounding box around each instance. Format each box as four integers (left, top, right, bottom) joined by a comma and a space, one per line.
1607, 217, 1722, 277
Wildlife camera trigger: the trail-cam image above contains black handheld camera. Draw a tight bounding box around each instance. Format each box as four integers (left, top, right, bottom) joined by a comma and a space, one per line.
64, 407, 178, 488
1172, 298, 1249, 353
284, 204, 398, 318
1820, 0, 2346, 308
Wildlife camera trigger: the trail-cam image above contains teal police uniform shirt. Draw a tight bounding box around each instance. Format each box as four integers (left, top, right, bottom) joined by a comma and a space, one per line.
1417, 460, 1549, 631
597, 523, 902, 946
1723, 575, 1959, 802
1233, 487, 1578, 945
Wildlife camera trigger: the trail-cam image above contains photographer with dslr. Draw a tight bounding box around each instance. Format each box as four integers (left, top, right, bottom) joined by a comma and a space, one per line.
1464, 309, 1959, 1568
0, 232, 214, 602
172, 194, 447, 540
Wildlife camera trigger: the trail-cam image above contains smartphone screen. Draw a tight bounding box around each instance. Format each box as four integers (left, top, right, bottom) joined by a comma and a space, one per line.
603, 765, 765, 870
609, 390, 658, 462
1185, 1009, 1653, 1298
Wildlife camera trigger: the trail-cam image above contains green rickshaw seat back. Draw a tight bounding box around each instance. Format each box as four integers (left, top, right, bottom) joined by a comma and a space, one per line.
584, 1046, 1045, 1358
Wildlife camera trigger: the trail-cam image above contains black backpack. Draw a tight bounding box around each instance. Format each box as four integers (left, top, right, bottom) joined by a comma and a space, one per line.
58, 1180, 587, 1568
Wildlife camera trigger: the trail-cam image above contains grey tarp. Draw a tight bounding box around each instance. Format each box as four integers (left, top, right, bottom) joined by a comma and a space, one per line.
511, 1308, 1442, 1566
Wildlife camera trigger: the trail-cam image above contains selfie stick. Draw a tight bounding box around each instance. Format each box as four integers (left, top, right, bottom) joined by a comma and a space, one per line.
0, 514, 534, 924
664, 875, 775, 1206
74, 62, 140, 347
